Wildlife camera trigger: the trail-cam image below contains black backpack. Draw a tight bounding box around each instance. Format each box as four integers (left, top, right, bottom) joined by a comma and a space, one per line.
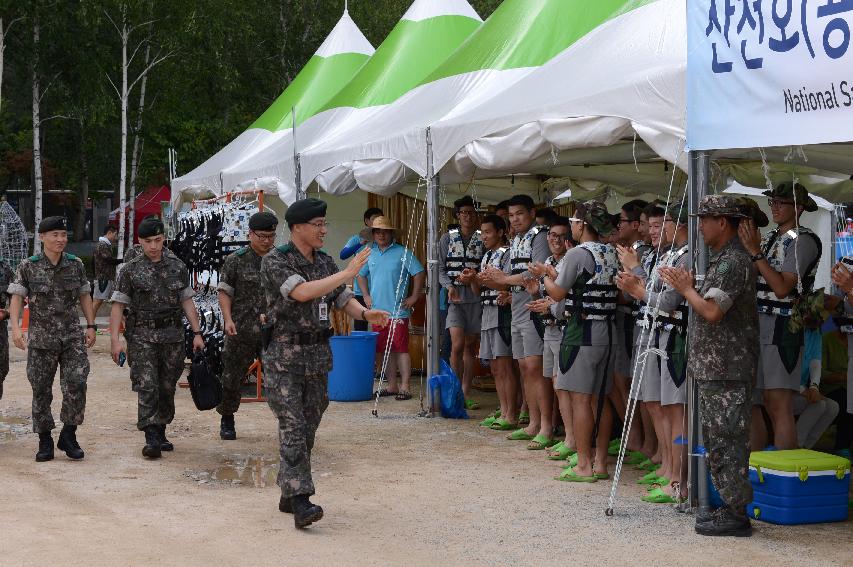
188, 353, 222, 411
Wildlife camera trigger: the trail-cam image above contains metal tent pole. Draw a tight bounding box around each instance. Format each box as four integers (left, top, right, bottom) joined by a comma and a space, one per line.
687, 149, 711, 512
293, 106, 305, 201
425, 128, 441, 414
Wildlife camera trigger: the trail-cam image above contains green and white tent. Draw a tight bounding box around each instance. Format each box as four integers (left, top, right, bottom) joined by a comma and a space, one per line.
171, 9, 374, 200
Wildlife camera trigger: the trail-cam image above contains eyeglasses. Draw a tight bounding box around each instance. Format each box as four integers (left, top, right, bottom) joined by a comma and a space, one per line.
307, 221, 330, 229
457, 210, 477, 217
250, 231, 276, 241
547, 231, 568, 240
767, 198, 794, 208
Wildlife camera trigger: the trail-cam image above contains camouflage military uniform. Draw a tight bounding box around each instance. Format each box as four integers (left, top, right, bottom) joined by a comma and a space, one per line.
217, 246, 266, 415
7, 253, 91, 432
112, 254, 194, 430
93, 238, 120, 297
0, 260, 14, 399
260, 243, 354, 498
688, 236, 759, 512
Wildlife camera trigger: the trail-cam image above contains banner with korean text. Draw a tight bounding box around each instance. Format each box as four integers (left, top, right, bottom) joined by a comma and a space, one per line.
688, 0, 853, 150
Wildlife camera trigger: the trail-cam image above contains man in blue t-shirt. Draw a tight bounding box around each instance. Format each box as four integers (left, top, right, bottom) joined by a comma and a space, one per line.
340, 207, 383, 331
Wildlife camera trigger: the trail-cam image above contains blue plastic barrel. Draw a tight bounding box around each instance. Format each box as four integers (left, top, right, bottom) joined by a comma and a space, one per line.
328, 332, 378, 401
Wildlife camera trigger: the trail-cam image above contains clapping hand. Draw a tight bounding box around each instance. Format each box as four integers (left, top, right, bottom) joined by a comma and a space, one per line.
456, 268, 477, 285
496, 291, 511, 306
478, 266, 504, 285
737, 219, 761, 256
525, 297, 554, 314
659, 266, 695, 294
831, 262, 853, 294
616, 245, 640, 270
615, 271, 645, 301
523, 277, 541, 297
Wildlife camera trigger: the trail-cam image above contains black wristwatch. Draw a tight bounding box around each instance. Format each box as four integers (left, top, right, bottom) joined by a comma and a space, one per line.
193, 330, 203, 336
86, 323, 98, 330
750, 252, 765, 262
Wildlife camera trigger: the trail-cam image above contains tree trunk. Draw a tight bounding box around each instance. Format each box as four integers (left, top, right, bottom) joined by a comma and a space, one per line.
116, 13, 128, 259
31, 14, 44, 254
1, 18, 5, 116
73, 119, 89, 241
128, 39, 151, 246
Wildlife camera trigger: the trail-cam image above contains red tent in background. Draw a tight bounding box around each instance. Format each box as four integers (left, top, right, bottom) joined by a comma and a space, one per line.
109, 185, 170, 244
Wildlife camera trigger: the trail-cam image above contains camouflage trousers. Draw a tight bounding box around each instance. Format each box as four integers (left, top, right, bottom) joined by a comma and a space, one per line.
263, 367, 330, 499
699, 379, 754, 512
27, 340, 90, 433
217, 335, 260, 416
0, 324, 8, 400
127, 339, 185, 430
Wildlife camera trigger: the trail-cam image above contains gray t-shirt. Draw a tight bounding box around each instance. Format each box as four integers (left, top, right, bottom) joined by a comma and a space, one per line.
554, 246, 612, 346
439, 232, 479, 304
480, 248, 510, 331
506, 228, 550, 325
758, 234, 820, 344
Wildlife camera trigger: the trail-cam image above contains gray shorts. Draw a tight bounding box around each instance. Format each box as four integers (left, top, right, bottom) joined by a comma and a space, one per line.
480, 327, 511, 360
511, 318, 544, 360
659, 329, 687, 406
755, 343, 802, 397
446, 302, 482, 334
93, 279, 115, 301
629, 341, 662, 402
543, 339, 561, 378
555, 344, 614, 395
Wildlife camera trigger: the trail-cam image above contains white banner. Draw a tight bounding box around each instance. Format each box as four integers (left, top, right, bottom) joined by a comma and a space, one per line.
688, 0, 853, 150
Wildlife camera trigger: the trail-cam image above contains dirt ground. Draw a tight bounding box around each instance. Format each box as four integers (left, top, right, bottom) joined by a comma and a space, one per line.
1, 335, 851, 567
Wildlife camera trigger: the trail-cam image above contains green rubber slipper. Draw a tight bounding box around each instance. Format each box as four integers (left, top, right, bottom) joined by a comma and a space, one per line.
479, 416, 497, 427
490, 418, 518, 431
527, 434, 556, 450
518, 411, 530, 425
638, 473, 668, 485
607, 444, 621, 457
506, 429, 534, 441
547, 442, 575, 461
645, 477, 670, 490
492, 409, 502, 418
554, 467, 597, 483
639, 470, 661, 483
641, 487, 677, 504
608, 438, 621, 449
465, 399, 481, 410
635, 458, 659, 471
563, 453, 579, 469
625, 451, 647, 465
594, 472, 610, 480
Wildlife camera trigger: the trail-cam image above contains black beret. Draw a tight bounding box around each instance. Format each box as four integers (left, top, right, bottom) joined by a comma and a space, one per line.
285, 198, 327, 225
249, 211, 278, 231
38, 216, 68, 233
137, 216, 165, 238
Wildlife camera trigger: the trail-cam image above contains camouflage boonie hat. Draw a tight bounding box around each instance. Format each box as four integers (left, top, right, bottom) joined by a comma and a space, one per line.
573, 200, 615, 236
691, 194, 748, 218
666, 203, 689, 225
737, 197, 769, 227
763, 181, 818, 212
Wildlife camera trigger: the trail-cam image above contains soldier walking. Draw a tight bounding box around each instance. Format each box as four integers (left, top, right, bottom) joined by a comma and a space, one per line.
7, 217, 97, 461
260, 198, 388, 529
109, 216, 205, 459
660, 195, 758, 537
216, 211, 278, 439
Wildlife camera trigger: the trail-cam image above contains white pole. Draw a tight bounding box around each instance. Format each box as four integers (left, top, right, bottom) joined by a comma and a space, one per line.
425, 128, 440, 413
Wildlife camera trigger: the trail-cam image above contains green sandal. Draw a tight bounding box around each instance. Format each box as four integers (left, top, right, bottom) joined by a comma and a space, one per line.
594, 472, 610, 480
547, 442, 575, 461
635, 458, 659, 471
490, 418, 517, 431
563, 453, 579, 469
506, 429, 534, 441
626, 451, 648, 465
465, 399, 481, 410
641, 487, 677, 503
527, 434, 556, 450
638, 473, 668, 485
479, 416, 497, 427
518, 411, 530, 425
645, 477, 670, 490
638, 470, 661, 483
554, 467, 597, 483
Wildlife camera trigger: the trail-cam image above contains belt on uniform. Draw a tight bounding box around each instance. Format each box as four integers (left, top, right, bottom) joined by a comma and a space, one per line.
277, 327, 334, 345
129, 313, 182, 330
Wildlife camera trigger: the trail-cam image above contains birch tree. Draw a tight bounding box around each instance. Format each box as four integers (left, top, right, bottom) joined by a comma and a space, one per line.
31, 13, 43, 253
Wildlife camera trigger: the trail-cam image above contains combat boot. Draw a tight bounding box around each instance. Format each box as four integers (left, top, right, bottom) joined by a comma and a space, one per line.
278, 496, 293, 514
220, 414, 236, 440
35, 432, 54, 462
291, 495, 323, 528
695, 507, 752, 537
56, 424, 85, 460
158, 425, 174, 451
142, 426, 162, 459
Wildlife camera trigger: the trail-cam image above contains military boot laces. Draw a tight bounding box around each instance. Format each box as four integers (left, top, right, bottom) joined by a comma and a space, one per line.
220, 415, 236, 441
279, 496, 293, 514
56, 425, 85, 460
35, 432, 54, 462
158, 425, 174, 451
142, 426, 162, 459
291, 495, 323, 529
694, 506, 752, 537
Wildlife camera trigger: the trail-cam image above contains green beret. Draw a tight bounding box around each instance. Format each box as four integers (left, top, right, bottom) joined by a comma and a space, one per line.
38, 216, 68, 233
138, 216, 165, 238
285, 198, 327, 225
249, 211, 278, 231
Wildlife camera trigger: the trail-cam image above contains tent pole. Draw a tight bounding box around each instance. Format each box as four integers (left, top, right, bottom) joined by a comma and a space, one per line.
687, 149, 711, 512
425, 127, 441, 414
293, 106, 305, 201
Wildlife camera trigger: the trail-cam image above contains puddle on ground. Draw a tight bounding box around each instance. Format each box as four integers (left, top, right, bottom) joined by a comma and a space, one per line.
187, 455, 279, 488
0, 415, 31, 442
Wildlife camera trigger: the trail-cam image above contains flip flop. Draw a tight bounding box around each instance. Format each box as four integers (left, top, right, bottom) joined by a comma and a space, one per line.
635, 458, 659, 471
608, 438, 621, 449
625, 451, 648, 465
593, 472, 610, 480
638, 473, 668, 485
554, 467, 597, 483
518, 411, 530, 425
607, 444, 621, 457
547, 442, 575, 461
374, 388, 396, 398
394, 391, 412, 401
563, 453, 579, 469
641, 487, 677, 504
639, 470, 662, 483
465, 399, 481, 410
527, 434, 556, 450
506, 429, 534, 441
490, 418, 517, 431
479, 416, 497, 427
644, 477, 671, 490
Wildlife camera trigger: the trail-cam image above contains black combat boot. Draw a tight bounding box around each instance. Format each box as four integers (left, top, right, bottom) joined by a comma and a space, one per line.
291, 495, 323, 528
220, 414, 236, 440
35, 432, 54, 462
142, 426, 162, 459
279, 496, 293, 514
56, 424, 85, 460
695, 506, 752, 537
158, 425, 174, 451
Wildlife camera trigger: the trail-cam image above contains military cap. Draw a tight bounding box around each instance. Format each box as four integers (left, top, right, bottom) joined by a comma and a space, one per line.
137, 216, 165, 238
691, 194, 748, 218
667, 203, 689, 225
572, 200, 615, 236
737, 197, 769, 227
763, 181, 818, 212
249, 211, 278, 231
38, 216, 68, 233
285, 198, 327, 225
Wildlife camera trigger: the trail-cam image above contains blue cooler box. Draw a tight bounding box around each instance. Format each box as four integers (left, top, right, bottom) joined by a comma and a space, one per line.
748, 449, 851, 525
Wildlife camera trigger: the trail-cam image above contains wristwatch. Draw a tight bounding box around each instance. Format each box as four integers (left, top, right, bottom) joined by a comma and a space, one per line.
193, 330, 203, 336
750, 252, 765, 262
86, 323, 98, 330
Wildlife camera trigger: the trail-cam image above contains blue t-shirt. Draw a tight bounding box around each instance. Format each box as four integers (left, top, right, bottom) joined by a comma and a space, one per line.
341, 234, 365, 294
359, 242, 424, 319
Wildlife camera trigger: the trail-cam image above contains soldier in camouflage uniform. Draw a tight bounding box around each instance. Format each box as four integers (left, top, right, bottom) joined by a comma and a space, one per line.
92, 224, 121, 314
110, 216, 205, 459
0, 259, 14, 400
660, 195, 758, 537
261, 198, 389, 529
216, 211, 278, 440
7, 217, 97, 462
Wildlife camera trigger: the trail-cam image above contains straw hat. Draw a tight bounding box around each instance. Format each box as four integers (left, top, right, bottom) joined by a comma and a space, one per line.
370, 216, 397, 231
